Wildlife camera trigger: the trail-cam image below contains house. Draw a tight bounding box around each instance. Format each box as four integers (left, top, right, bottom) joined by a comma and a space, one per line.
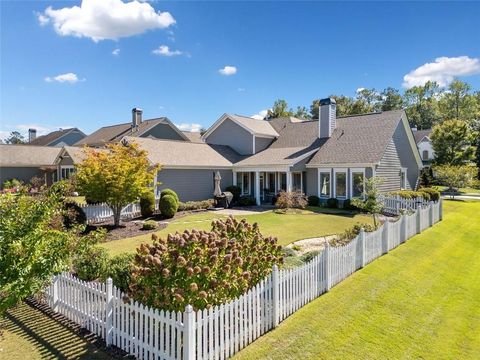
0, 144, 61, 187
27, 127, 86, 146
412, 128, 434, 166
75, 108, 191, 147
197, 98, 422, 205
54, 146, 109, 181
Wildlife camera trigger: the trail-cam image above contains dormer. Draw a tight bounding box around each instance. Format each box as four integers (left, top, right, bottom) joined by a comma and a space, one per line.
202, 114, 279, 155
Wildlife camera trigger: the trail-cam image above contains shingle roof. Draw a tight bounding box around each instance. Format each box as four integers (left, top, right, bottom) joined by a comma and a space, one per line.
75, 118, 188, 146
227, 114, 280, 137
60, 146, 109, 164
28, 128, 84, 146
307, 110, 405, 166
413, 129, 432, 144
0, 144, 61, 167
182, 131, 204, 143
234, 146, 320, 167
124, 137, 244, 168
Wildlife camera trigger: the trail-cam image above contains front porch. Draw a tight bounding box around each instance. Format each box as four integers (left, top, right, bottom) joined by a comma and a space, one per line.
233, 170, 305, 205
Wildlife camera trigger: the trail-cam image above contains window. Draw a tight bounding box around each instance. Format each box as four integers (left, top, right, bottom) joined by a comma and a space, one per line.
60, 166, 75, 180
351, 171, 365, 198
422, 150, 429, 160
292, 172, 302, 192
267, 173, 276, 193
335, 171, 347, 198
400, 169, 407, 190
280, 173, 287, 191
236, 172, 251, 195
319, 172, 330, 197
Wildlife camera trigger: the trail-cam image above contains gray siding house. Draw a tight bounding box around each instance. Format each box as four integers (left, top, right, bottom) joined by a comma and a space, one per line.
0, 145, 61, 187
75, 108, 190, 147
27, 127, 86, 147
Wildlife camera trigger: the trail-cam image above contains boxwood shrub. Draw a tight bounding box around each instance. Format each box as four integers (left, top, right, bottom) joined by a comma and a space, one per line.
140, 192, 155, 217
307, 195, 320, 207
159, 194, 178, 218
326, 197, 338, 208
160, 189, 179, 204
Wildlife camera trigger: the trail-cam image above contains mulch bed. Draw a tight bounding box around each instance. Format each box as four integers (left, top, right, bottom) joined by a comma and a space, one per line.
86, 209, 209, 242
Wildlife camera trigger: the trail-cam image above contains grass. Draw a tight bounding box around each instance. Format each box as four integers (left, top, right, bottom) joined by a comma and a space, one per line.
435, 186, 480, 194
101, 208, 374, 256
234, 200, 480, 360
0, 301, 113, 360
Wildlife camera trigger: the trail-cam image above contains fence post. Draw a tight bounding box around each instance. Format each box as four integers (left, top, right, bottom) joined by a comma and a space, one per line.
382, 221, 389, 254
272, 265, 279, 328
416, 208, 421, 234
105, 278, 113, 347
325, 244, 332, 291
396, 195, 400, 215
184, 305, 196, 360
359, 228, 366, 268
429, 202, 434, 227
53, 276, 59, 312
439, 198, 443, 221
401, 214, 408, 243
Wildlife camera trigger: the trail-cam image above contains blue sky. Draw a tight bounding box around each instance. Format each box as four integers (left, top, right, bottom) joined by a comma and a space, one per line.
1, 0, 479, 138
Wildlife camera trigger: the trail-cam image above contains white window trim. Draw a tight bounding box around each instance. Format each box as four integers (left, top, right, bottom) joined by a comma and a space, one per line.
400, 168, 408, 190
60, 165, 75, 180
333, 168, 348, 199
317, 169, 332, 198
238, 172, 251, 196
350, 168, 366, 199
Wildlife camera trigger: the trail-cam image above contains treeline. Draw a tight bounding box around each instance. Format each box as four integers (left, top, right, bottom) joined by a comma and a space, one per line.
266, 79, 480, 131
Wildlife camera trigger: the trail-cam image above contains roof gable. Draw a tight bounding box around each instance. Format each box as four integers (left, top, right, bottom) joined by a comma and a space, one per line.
202, 113, 279, 140
28, 128, 85, 146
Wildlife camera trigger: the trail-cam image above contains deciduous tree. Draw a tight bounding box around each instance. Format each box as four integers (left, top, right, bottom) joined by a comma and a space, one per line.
434, 165, 478, 199
430, 119, 476, 165
4, 131, 26, 144
75, 142, 160, 226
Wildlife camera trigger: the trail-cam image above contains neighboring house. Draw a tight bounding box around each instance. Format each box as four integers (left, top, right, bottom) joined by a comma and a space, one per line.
181, 131, 204, 143
412, 128, 434, 166
0, 144, 61, 187
27, 127, 86, 147
54, 146, 109, 181
75, 108, 190, 147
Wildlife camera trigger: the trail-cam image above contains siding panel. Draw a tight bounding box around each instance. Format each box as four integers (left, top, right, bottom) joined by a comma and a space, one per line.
205, 119, 254, 155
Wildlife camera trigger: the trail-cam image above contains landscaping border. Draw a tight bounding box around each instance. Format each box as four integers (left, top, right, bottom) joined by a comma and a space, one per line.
42, 200, 442, 360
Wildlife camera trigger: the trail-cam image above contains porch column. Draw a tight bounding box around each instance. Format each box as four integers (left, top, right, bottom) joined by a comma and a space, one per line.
286, 171, 292, 192
255, 171, 261, 205
274, 172, 278, 193
233, 172, 237, 187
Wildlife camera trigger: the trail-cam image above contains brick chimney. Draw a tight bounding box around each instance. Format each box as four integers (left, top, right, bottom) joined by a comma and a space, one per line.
132, 108, 143, 129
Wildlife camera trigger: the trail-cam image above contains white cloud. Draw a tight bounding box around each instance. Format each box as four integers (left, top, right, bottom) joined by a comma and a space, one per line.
251, 110, 268, 120
403, 56, 480, 88
356, 87, 365, 93
237, 87, 246, 92
45, 72, 84, 84
38, 0, 176, 42
112, 48, 120, 56
219, 66, 237, 76
152, 45, 183, 57
175, 123, 202, 132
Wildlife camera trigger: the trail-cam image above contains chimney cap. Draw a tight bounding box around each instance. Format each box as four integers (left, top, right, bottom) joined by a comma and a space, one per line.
132, 107, 143, 113
28, 128, 37, 132
320, 98, 336, 106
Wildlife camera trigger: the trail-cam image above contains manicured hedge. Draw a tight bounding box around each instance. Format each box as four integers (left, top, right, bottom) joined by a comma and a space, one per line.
159, 194, 178, 218
140, 192, 155, 217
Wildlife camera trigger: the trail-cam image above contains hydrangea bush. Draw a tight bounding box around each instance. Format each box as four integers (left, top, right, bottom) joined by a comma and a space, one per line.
127, 216, 283, 311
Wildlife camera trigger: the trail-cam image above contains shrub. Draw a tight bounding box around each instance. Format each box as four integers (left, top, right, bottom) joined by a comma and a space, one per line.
326, 198, 338, 208
73, 246, 109, 281
237, 196, 257, 206
307, 195, 320, 207
389, 190, 431, 200
142, 220, 158, 230
338, 222, 378, 243
178, 199, 215, 212
281, 247, 296, 258
275, 191, 307, 210
2, 178, 22, 190
159, 194, 178, 218
300, 251, 320, 263
225, 186, 241, 202
342, 199, 358, 210
102, 253, 135, 292
127, 216, 283, 311
63, 202, 87, 229
140, 192, 156, 217
160, 189, 179, 204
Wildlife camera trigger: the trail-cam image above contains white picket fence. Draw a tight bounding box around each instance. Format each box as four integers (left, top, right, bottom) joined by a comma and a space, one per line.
78, 200, 159, 224
43, 200, 443, 360
380, 194, 429, 215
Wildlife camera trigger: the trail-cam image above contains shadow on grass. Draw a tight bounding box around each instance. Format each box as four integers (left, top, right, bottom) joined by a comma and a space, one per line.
305, 206, 359, 218
2, 300, 125, 360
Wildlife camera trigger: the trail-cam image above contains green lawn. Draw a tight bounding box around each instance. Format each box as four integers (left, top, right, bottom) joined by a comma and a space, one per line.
0, 302, 113, 360
435, 186, 480, 194
101, 208, 374, 255
234, 200, 480, 360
